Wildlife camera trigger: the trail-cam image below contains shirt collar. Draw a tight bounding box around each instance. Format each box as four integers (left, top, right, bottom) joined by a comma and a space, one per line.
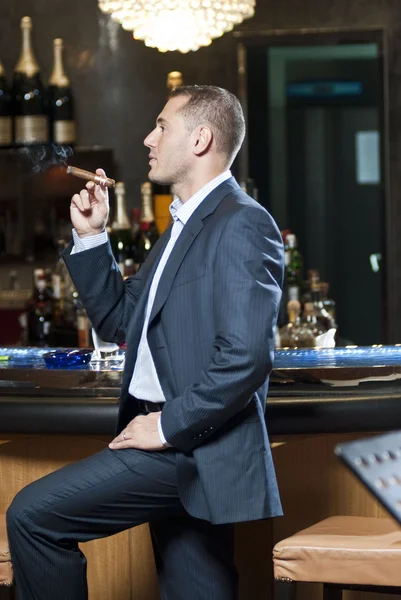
170, 170, 231, 226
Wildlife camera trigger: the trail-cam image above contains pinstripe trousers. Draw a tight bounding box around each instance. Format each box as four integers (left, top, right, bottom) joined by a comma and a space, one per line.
6, 446, 237, 600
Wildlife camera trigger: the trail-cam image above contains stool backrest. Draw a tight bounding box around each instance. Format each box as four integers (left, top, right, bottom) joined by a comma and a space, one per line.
335, 431, 401, 524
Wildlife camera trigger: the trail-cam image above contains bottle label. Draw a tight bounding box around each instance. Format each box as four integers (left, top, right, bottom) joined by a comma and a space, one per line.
15, 115, 49, 144
288, 285, 300, 301
52, 274, 61, 299
0, 116, 12, 145
54, 120, 76, 145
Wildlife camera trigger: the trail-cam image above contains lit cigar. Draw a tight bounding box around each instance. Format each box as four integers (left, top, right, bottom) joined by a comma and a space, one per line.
66, 166, 116, 188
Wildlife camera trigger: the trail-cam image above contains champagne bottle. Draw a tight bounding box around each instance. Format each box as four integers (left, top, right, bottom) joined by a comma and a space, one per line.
13, 16, 49, 145
0, 59, 12, 148
109, 182, 133, 275
49, 38, 76, 145
133, 182, 159, 269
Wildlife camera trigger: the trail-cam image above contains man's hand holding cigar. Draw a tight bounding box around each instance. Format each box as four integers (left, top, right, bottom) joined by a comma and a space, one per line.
70, 167, 110, 238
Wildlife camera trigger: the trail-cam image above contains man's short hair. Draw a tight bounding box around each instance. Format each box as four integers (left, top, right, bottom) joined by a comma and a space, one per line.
170, 85, 246, 165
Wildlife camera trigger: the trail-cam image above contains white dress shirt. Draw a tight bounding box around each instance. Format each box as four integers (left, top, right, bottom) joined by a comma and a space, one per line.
72, 170, 231, 444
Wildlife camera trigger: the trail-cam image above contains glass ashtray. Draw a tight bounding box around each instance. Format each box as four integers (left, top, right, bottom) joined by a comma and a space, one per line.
43, 349, 93, 369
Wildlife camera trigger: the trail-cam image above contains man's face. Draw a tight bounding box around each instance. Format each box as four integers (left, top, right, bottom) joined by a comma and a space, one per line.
144, 95, 193, 186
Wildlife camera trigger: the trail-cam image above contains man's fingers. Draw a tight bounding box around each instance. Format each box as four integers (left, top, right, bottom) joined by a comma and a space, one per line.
108, 439, 131, 449
108, 432, 136, 450
71, 193, 85, 211
79, 189, 91, 210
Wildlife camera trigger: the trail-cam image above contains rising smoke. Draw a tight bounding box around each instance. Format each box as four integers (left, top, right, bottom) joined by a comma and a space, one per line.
18, 144, 74, 173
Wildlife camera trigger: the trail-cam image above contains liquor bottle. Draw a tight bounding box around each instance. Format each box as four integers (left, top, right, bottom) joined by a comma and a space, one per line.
13, 16, 49, 146
28, 271, 53, 346
167, 71, 183, 94
303, 302, 325, 338
310, 273, 336, 332
279, 300, 315, 348
48, 38, 76, 146
285, 233, 303, 301
0, 59, 12, 148
76, 302, 91, 348
240, 178, 259, 201
51, 240, 68, 327
123, 258, 135, 279
133, 182, 159, 269
320, 281, 336, 322
153, 183, 172, 235
109, 182, 132, 275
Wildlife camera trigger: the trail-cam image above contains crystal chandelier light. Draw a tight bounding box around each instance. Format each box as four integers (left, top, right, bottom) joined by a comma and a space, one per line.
98, 0, 256, 53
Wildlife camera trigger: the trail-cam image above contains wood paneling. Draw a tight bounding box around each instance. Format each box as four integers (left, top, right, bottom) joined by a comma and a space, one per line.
0, 433, 397, 600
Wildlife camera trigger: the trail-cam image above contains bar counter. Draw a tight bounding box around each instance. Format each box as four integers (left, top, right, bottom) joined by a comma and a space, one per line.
0, 345, 400, 436
0, 346, 399, 600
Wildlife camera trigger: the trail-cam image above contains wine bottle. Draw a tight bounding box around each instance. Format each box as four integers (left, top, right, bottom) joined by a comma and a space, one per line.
28, 270, 53, 346
133, 182, 159, 269
0, 59, 12, 148
130, 206, 140, 262
13, 16, 49, 145
49, 38, 76, 146
109, 182, 133, 275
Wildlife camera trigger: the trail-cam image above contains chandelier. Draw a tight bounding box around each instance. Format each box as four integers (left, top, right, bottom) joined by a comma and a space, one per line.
98, 0, 256, 53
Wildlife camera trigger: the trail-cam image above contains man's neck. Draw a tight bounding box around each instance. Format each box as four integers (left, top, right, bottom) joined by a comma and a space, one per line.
173, 168, 228, 203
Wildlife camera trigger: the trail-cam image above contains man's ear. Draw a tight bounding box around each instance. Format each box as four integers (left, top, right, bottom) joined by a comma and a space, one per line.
192, 125, 213, 156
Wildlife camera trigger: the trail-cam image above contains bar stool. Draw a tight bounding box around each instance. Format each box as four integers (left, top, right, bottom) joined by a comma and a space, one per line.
0, 514, 14, 599
273, 515, 401, 599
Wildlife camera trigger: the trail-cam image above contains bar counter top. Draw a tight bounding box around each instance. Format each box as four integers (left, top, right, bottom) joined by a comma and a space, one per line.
1, 345, 401, 437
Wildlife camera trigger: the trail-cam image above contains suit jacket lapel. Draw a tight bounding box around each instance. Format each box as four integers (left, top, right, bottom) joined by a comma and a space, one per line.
149, 216, 203, 324
149, 177, 241, 325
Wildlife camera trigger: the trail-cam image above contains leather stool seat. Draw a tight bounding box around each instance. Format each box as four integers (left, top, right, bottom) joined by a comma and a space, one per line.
0, 514, 12, 586
273, 515, 401, 587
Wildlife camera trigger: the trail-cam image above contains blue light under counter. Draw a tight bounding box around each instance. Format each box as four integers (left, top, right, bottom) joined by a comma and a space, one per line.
0, 345, 400, 371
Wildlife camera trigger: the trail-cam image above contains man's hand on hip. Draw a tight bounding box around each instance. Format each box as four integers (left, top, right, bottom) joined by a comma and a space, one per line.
109, 412, 166, 451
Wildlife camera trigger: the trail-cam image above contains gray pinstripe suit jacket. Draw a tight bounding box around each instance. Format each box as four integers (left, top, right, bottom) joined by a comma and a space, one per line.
63, 177, 285, 525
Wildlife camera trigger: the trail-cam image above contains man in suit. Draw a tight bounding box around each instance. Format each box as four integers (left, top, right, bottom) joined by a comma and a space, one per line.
6, 85, 284, 600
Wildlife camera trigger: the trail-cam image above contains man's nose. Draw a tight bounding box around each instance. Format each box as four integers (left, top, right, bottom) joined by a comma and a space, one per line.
144, 129, 156, 147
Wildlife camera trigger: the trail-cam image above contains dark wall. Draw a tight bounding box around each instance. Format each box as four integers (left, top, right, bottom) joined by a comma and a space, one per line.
1, 0, 401, 340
